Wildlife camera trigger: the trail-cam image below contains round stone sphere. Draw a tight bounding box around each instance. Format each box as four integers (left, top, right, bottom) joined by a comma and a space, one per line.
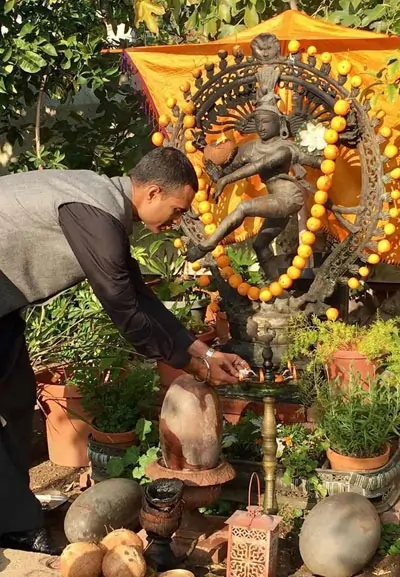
299, 492, 381, 577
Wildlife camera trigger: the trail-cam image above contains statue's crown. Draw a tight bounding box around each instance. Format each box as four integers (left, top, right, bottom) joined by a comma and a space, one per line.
255, 93, 282, 116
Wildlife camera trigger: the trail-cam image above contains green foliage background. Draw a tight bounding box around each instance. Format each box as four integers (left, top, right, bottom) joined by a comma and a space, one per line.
0, 0, 398, 177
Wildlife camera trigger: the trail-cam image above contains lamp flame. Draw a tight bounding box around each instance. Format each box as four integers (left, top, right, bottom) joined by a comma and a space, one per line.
259, 368, 265, 383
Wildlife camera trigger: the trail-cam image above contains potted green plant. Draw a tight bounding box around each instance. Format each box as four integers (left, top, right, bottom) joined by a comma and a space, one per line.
30, 283, 128, 467
132, 232, 210, 320
72, 358, 159, 449
222, 413, 328, 498
313, 374, 400, 472
284, 314, 400, 388
105, 418, 160, 485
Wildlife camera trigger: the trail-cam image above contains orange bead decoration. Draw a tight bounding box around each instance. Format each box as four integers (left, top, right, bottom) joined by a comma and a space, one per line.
326, 307, 339, 321
247, 287, 260, 301
216, 255, 230, 269
321, 160, 336, 175
198, 275, 211, 287
287, 266, 302, 280
269, 282, 283, 297
314, 190, 329, 204
229, 274, 243, 289
301, 231, 316, 245
237, 282, 250, 296
152, 132, 164, 147
316, 176, 332, 191
324, 144, 339, 160
279, 274, 293, 289
259, 287, 273, 302
307, 217, 323, 232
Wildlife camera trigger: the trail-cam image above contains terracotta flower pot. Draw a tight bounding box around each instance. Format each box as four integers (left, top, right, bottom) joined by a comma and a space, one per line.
157, 326, 216, 389
90, 427, 137, 449
327, 349, 376, 390
37, 376, 92, 467
327, 444, 391, 472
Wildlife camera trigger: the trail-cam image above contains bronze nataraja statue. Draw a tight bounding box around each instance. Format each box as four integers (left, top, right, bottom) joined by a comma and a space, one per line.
187, 78, 321, 282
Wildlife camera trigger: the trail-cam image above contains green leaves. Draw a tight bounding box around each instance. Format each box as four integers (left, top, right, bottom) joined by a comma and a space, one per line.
17, 50, 47, 74
41, 43, 58, 57
135, 418, 153, 442
244, 4, 259, 28
19, 22, 36, 37
4, 0, 17, 14
107, 457, 125, 477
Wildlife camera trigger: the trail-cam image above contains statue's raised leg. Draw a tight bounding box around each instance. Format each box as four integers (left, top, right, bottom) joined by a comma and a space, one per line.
186, 202, 249, 262
253, 216, 289, 282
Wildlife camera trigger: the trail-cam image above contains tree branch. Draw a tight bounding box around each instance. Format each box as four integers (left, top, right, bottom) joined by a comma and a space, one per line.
35, 73, 48, 170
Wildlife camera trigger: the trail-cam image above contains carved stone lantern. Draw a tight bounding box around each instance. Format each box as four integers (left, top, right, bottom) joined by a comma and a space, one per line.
225, 474, 282, 577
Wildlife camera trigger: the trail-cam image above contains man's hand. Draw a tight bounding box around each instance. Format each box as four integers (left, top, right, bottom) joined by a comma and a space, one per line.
185, 351, 251, 387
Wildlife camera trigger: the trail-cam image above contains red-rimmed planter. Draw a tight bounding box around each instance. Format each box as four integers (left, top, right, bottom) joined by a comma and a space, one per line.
157, 326, 217, 390
36, 366, 92, 467
90, 426, 137, 449
327, 349, 376, 389
327, 444, 391, 472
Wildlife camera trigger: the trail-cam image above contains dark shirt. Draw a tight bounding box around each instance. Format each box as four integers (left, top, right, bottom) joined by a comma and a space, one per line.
58, 203, 195, 369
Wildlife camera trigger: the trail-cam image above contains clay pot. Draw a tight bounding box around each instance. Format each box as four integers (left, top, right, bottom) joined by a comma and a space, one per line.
327, 349, 375, 390
203, 140, 237, 165
139, 479, 184, 538
156, 327, 216, 390
37, 367, 92, 467
90, 426, 136, 449
159, 375, 223, 471
327, 444, 391, 472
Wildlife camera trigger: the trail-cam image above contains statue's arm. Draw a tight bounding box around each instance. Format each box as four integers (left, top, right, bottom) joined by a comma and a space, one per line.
214, 147, 291, 201
297, 151, 323, 170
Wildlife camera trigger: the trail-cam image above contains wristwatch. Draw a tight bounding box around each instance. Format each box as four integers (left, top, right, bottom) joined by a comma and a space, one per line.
205, 348, 215, 358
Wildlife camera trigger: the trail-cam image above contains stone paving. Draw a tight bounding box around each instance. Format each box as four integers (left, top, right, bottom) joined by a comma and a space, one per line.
0, 549, 59, 576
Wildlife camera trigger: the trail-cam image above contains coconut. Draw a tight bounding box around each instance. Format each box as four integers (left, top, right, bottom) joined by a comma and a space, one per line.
100, 529, 144, 554
102, 545, 147, 577
203, 140, 237, 166
60, 542, 103, 577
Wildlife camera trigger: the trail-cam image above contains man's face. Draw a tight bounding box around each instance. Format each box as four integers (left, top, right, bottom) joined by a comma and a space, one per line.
137, 184, 195, 233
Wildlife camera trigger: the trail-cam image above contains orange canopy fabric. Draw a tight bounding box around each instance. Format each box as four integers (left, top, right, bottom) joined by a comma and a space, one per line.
124, 10, 400, 261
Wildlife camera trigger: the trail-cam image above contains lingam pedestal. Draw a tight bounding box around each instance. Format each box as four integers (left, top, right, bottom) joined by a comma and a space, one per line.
146, 375, 235, 561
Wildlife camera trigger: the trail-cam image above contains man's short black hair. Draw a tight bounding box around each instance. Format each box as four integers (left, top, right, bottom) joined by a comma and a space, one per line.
129, 146, 198, 194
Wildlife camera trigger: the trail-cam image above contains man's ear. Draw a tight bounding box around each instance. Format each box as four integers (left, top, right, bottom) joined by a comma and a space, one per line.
147, 184, 162, 201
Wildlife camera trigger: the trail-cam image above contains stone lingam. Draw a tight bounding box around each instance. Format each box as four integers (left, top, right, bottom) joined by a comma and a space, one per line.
146, 374, 235, 539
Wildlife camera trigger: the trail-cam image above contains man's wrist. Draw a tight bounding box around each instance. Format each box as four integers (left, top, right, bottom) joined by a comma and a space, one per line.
188, 339, 214, 358
184, 356, 208, 379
